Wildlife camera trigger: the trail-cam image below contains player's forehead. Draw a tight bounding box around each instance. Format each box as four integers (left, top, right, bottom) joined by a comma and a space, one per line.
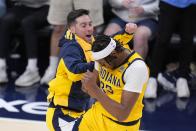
75, 15, 92, 24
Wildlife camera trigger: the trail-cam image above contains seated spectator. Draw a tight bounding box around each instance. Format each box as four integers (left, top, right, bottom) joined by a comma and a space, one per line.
0, 0, 49, 86
0, 0, 6, 18
104, 0, 159, 59
40, 0, 104, 84
144, 0, 196, 98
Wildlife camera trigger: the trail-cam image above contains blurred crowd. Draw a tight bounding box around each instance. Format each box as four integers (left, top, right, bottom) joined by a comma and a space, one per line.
0, 0, 195, 99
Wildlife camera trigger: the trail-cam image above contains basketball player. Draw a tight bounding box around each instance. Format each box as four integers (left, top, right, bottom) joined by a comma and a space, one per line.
46, 9, 95, 131
79, 34, 149, 131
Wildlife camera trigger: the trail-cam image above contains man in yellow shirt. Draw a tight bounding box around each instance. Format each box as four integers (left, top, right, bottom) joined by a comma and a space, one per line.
46, 9, 95, 131
80, 34, 149, 131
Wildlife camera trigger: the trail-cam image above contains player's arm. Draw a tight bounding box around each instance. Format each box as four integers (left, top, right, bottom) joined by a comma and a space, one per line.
62, 43, 94, 81
112, 23, 137, 49
82, 60, 148, 121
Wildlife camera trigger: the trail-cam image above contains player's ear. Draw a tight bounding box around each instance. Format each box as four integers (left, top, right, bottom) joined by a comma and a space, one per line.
111, 51, 118, 58
105, 51, 118, 61
70, 26, 75, 33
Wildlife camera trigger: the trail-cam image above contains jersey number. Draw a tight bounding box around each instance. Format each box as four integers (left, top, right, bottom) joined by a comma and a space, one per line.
100, 81, 113, 94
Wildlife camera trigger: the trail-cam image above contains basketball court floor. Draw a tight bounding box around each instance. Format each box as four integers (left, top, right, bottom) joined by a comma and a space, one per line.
0, 58, 196, 131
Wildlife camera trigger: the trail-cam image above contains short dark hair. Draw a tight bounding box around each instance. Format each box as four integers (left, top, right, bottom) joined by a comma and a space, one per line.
92, 35, 125, 63
67, 9, 89, 27
92, 35, 124, 53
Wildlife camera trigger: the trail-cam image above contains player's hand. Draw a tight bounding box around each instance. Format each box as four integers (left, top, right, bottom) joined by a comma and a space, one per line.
125, 23, 137, 34
82, 70, 99, 98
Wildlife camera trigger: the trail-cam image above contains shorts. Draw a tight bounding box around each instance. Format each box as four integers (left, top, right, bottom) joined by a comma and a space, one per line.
47, 0, 104, 26
78, 105, 140, 131
46, 103, 84, 131
110, 17, 158, 39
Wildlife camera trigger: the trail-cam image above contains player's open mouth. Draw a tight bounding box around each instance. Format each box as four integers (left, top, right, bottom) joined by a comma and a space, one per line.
86, 35, 91, 38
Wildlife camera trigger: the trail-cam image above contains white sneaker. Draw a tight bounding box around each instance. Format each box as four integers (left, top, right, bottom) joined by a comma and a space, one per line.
40, 67, 56, 84
15, 69, 40, 87
0, 66, 8, 83
157, 73, 176, 92
144, 77, 157, 99
176, 78, 190, 98
176, 98, 189, 111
